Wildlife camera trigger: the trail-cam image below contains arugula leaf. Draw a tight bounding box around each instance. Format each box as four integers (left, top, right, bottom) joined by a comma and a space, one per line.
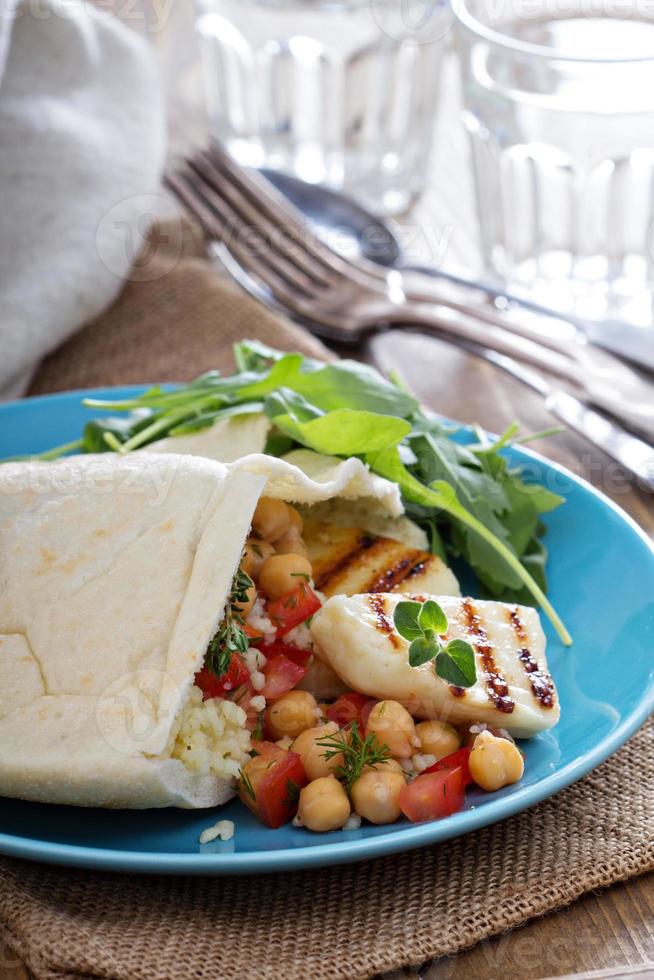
268, 405, 410, 457
292, 360, 419, 416
168, 401, 266, 437
82, 410, 154, 453
33, 342, 570, 644
233, 338, 297, 371
372, 446, 571, 644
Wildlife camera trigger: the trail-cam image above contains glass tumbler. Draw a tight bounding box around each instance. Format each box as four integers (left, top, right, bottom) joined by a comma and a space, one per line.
454, 0, 654, 326
195, 0, 450, 215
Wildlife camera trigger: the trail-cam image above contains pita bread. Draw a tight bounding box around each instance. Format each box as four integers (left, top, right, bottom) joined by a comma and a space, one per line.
0, 448, 415, 809
0, 453, 265, 808
143, 413, 410, 536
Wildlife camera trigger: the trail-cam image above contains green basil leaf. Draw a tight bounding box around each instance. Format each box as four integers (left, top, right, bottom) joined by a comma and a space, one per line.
435, 639, 477, 688
418, 599, 448, 635
393, 601, 423, 641
408, 636, 441, 668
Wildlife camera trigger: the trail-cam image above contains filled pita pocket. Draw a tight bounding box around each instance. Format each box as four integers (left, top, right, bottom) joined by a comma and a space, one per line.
0, 449, 459, 810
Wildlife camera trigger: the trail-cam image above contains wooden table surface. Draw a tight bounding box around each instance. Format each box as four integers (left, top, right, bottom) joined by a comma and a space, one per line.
4, 2, 653, 977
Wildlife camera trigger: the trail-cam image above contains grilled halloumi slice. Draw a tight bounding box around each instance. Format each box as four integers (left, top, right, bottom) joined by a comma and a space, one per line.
304, 520, 460, 599
310, 593, 559, 738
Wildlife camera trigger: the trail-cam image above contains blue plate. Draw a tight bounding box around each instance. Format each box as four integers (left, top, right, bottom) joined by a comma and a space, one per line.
1, 387, 653, 875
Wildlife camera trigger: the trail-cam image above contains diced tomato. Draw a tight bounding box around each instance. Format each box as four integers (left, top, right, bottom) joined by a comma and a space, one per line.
267, 582, 322, 637
259, 641, 312, 668
327, 692, 378, 730
261, 654, 307, 700
238, 748, 307, 828
399, 767, 466, 823
423, 747, 473, 786
232, 681, 260, 732
195, 654, 250, 701
244, 624, 264, 644
250, 740, 287, 760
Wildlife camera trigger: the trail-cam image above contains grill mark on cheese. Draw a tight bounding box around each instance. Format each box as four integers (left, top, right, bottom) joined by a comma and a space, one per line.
405, 560, 427, 579
507, 606, 556, 709
366, 554, 434, 593
366, 556, 412, 592
367, 594, 400, 649
378, 556, 441, 593
461, 597, 515, 713
313, 533, 380, 591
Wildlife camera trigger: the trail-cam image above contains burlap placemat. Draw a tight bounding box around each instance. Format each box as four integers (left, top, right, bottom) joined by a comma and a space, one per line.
4, 216, 651, 980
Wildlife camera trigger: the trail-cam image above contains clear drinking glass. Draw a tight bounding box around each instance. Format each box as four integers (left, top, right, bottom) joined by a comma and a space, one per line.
195, 0, 449, 215
454, 0, 654, 326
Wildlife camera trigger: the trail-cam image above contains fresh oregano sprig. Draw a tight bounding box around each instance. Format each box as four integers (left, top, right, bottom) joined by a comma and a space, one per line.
393, 599, 477, 688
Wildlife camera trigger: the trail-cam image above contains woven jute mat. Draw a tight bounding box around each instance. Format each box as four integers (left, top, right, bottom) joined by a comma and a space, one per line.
4, 216, 651, 980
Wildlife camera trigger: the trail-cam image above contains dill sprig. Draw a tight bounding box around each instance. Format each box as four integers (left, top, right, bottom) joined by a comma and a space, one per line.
205, 566, 253, 677
317, 722, 391, 792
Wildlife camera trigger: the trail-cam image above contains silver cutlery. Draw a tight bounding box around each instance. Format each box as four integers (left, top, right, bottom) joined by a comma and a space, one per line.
210, 239, 654, 492
166, 143, 654, 444
261, 167, 654, 374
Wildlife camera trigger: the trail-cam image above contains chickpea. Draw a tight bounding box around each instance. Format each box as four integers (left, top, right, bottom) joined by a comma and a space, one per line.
366, 701, 420, 759
293, 722, 344, 781
415, 720, 461, 761
241, 538, 275, 579
298, 775, 351, 832
233, 582, 256, 618
273, 529, 309, 559
258, 553, 313, 601
460, 723, 514, 747
351, 768, 406, 825
287, 506, 304, 533
252, 497, 291, 542
468, 730, 524, 792
361, 757, 403, 775
265, 690, 318, 740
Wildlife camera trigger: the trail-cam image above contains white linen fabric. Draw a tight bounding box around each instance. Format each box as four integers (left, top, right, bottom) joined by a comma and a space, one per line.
0, 0, 165, 399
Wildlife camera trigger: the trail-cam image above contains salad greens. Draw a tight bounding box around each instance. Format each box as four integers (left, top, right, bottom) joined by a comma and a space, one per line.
393, 599, 477, 688
37, 339, 570, 644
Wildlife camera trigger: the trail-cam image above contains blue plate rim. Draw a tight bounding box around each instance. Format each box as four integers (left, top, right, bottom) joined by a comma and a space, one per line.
1, 386, 653, 875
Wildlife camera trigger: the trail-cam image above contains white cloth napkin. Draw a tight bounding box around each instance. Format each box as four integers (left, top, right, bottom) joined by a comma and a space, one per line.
0, 0, 165, 398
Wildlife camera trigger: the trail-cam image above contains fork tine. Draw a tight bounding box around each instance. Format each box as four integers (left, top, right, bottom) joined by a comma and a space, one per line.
206, 142, 593, 363
204, 141, 354, 276
169, 164, 601, 388
186, 151, 332, 295
170, 149, 599, 388
164, 170, 225, 241
191, 147, 337, 289
171, 165, 336, 317
179, 163, 327, 304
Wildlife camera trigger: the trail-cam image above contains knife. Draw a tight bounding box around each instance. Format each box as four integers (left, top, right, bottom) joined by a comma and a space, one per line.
476, 347, 654, 492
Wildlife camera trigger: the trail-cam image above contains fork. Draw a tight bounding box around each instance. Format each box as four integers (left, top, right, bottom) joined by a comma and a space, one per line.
212, 230, 654, 492
165, 145, 654, 443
